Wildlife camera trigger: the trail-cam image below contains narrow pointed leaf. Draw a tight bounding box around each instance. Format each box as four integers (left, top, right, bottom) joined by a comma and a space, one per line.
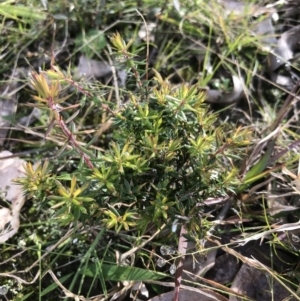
82, 263, 166, 281
243, 139, 275, 182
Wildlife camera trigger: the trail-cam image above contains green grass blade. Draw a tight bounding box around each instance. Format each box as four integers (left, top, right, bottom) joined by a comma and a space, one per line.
41, 273, 74, 297
0, 4, 46, 21
68, 228, 105, 295
239, 139, 275, 192
19, 291, 34, 300
83, 263, 167, 281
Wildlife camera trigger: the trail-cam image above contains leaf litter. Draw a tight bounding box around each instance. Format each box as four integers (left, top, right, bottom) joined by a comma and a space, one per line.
0, 151, 26, 243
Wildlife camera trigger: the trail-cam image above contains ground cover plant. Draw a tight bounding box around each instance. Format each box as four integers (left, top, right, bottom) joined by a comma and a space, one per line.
1, 0, 300, 300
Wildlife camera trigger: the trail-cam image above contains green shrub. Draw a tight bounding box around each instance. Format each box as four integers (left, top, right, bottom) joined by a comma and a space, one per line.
18, 33, 253, 243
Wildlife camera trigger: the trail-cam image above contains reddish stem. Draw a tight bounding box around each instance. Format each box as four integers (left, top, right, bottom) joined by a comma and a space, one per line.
47, 96, 94, 170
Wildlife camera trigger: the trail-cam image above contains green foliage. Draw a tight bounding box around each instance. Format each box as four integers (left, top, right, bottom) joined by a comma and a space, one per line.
0, 3, 46, 21
82, 263, 166, 281
17, 33, 253, 239
50, 175, 95, 220
75, 29, 107, 58
15, 161, 54, 200
4, 1, 300, 299
89, 71, 251, 234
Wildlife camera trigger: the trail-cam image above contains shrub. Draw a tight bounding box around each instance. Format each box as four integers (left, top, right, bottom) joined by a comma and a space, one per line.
19, 34, 252, 244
